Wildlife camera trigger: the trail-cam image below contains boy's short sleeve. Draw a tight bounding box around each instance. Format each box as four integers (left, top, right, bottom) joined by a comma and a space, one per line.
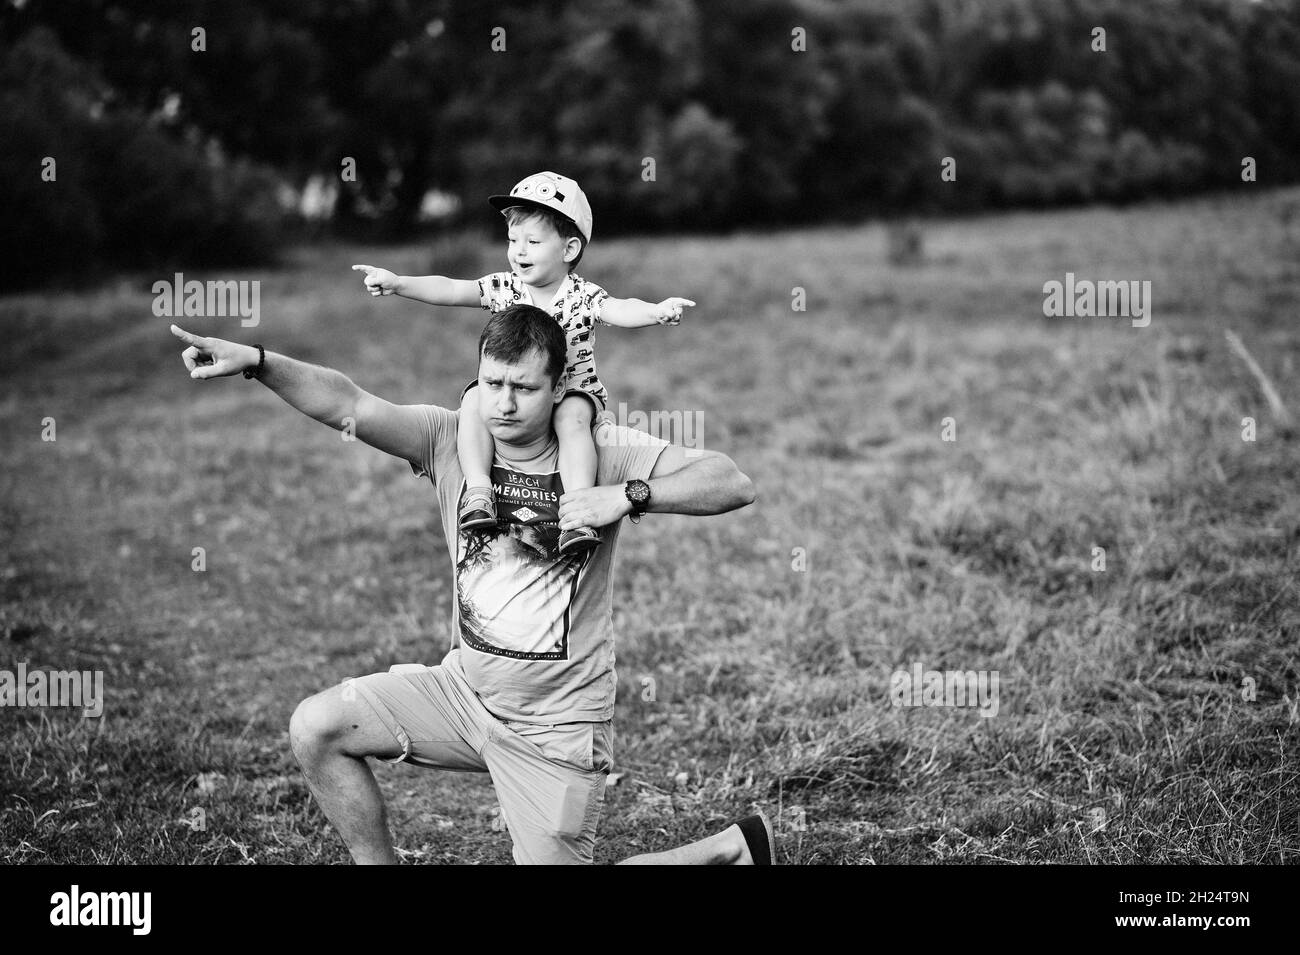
585, 281, 612, 327
478, 272, 526, 312
407, 404, 461, 486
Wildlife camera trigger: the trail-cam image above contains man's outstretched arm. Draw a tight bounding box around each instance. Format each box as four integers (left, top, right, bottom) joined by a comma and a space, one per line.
557, 445, 755, 531
170, 325, 427, 465
642, 446, 756, 516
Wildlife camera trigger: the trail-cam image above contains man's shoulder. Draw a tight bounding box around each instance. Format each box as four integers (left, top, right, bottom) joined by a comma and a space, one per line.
595, 420, 666, 451
407, 404, 460, 483
594, 420, 668, 476
431, 406, 461, 450
418, 403, 459, 429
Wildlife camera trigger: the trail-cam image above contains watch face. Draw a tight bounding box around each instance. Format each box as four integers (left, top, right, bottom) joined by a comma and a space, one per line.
628, 480, 650, 506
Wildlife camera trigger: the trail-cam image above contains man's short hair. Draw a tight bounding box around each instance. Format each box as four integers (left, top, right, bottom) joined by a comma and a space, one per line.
504, 205, 586, 270
478, 304, 568, 386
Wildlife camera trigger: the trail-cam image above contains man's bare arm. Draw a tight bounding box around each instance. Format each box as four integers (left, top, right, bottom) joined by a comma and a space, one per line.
556, 445, 755, 531
643, 446, 755, 515
170, 325, 427, 464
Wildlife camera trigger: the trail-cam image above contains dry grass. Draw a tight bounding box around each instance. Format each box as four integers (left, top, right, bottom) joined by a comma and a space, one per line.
2, 188, 1298, 864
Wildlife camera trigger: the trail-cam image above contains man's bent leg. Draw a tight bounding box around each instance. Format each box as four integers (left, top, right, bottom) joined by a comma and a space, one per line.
289, 683, 406, 865
484, 721, 610, 865
617, 823, 754, 865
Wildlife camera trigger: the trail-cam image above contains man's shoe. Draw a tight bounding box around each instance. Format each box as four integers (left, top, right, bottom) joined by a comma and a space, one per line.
459, 489, 497, 531
558, 526, 601, 555
733, 813, 776, 865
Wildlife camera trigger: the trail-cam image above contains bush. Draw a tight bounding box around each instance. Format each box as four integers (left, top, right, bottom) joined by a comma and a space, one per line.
631, 102, 742, 228
0, 28, 287, 291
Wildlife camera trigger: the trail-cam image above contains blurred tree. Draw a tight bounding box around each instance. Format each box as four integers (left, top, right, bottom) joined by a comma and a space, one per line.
0, 27, 107, 282
1244, 0, 1300, 183
2, 0, 1298, 267
692, 0, 837, 223
802, 13, 944, 218
0, 27, 287, 289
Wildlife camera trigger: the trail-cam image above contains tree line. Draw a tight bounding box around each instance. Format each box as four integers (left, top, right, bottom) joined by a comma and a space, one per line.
2, 0, 1297, 288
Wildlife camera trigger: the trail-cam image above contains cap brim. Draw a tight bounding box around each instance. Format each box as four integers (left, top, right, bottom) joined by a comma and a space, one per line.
488, 194, 549, 214
488, 195, 588, 241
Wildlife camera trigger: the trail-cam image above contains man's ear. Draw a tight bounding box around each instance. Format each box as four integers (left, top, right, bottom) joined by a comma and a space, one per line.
552, 378, 566, 404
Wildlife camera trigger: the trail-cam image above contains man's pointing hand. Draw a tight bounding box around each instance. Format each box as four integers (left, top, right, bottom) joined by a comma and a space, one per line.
171, 325, 258, 380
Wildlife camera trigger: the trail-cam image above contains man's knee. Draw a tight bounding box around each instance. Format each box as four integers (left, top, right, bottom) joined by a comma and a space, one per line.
291, 682, 405, 763
289, 688, 348, 760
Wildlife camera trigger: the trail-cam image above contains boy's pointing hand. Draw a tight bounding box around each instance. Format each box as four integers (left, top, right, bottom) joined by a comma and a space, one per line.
653, 297, 695, 326
352, 264, 400, 296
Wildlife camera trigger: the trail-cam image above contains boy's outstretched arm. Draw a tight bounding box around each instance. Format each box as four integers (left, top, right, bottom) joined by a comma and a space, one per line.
600, 296, 695, 328
351, 264, 481, 307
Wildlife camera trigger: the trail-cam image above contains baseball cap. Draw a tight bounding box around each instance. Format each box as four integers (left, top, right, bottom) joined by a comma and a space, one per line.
489, 171, 593, 243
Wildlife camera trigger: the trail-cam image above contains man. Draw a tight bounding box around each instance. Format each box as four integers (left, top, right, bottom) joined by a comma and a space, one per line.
170, 305, 772, 864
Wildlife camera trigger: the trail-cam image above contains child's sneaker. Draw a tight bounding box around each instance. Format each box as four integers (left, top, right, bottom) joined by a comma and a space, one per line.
459, 487, 498, 531
558, 526, 601, 555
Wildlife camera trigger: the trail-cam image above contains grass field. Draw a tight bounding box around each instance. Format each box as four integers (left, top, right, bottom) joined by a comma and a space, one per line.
2, 188, 1298, 864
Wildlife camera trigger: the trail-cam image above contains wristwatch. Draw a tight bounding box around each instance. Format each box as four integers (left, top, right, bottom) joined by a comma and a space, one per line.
624, 479, 651, 524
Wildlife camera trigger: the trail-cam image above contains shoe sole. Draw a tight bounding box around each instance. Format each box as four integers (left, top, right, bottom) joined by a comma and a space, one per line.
759, 811, 778, 865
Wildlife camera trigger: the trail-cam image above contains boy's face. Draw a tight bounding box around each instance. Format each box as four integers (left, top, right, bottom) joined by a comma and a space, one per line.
506, 213, 581, 286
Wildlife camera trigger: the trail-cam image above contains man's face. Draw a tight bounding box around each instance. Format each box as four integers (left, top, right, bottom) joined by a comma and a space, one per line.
477, 347, 563, 446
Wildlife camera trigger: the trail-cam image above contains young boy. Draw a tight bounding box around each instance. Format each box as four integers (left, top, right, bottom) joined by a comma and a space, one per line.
352, 171, 694, 554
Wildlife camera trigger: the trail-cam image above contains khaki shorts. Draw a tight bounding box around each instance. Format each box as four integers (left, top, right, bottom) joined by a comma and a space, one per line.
345, 649, 613, 865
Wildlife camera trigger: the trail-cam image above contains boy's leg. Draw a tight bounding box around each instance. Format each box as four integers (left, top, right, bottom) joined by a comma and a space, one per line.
288, 683, 407, 865
457, 386, 497, 528
555, 393, 600, 553
555, 393, 597, 492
